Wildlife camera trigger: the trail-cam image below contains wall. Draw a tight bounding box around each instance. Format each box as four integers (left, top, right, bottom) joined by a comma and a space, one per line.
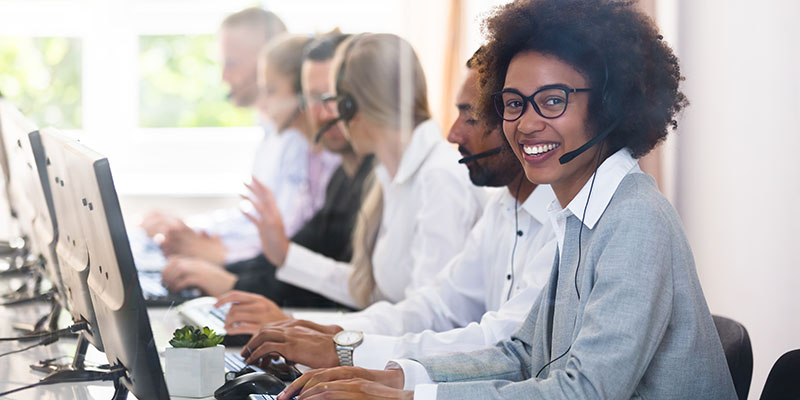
675, 1, 800, 397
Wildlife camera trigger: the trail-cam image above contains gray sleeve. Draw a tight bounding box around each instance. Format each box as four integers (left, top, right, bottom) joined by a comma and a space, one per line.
409, 294, 542, 384
422, 199, 676, 399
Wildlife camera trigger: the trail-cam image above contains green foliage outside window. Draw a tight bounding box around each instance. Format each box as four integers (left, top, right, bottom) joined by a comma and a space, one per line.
139, 34, 255, 128
0, 37, 82, 129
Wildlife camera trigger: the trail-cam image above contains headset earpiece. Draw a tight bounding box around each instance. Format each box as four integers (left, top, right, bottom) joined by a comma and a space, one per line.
334, 34, 363, 124
336, 93, 357, 122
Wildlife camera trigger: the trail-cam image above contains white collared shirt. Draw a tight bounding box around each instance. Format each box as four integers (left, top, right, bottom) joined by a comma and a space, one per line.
394, 147, 644, 398
549, 148, 641, 261
333, 185, 556, 369
276, 120, 486, 309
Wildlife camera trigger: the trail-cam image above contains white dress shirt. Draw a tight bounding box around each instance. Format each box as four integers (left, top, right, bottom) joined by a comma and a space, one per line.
191, 125, 340, 263
394, 148, 644, 398
276, 120, 486, 309
334, 185, 556, 369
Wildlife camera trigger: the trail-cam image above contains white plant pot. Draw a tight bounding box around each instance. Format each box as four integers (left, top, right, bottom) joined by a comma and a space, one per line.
165, 344, 225, 398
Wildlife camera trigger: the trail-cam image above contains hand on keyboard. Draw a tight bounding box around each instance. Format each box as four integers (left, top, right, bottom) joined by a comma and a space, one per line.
214, 291, 290, 335
276, 367, 409, 400
241, 325, 339, 369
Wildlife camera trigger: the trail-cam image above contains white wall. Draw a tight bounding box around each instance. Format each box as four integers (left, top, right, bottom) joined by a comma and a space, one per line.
675, 1, 800, 397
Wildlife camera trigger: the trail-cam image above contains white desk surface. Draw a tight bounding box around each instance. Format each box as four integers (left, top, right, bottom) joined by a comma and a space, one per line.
0, 280, 342, 399
0, 297, 191, 399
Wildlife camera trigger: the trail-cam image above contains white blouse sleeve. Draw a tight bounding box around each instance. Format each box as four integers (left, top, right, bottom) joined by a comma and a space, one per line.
275, 243, 360, 309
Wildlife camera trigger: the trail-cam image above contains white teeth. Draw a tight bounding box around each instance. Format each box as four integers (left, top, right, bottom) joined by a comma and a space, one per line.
522, 143, 559, 156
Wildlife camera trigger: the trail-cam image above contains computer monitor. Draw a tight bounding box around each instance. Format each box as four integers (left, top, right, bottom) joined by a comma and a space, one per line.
40, 127, 104, 352
0, 100, 65, 309
0, 99, 38, 255
41, 128, 169, 399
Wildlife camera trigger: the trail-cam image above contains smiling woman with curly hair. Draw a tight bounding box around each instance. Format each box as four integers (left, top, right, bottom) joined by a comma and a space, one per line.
274, 1, 737, 399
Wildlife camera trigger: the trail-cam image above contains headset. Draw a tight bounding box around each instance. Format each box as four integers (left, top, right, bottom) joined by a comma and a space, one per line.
314, 34, 363, 143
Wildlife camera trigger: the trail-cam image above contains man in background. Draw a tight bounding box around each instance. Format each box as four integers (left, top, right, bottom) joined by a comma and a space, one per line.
139, 8, 292, 265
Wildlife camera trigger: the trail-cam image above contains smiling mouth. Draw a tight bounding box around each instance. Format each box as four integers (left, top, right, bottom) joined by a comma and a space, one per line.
522, 143, 560, 156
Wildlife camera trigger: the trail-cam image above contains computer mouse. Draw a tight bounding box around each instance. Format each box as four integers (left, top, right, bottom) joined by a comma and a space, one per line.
214, 371, 286, 400
235, 366, 258, 378
262, 356, 302, 381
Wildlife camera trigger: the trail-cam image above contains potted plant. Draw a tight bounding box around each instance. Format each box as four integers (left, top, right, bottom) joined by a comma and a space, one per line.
164, 325, 225, 398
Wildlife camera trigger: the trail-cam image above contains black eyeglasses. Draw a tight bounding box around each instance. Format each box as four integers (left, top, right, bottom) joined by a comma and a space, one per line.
308, 93, 339, 110
492, 85, 591, 121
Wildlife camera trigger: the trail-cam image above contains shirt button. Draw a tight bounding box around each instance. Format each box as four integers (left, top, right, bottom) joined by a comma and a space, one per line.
506, 274, 512, 280
517, 230, 523, 237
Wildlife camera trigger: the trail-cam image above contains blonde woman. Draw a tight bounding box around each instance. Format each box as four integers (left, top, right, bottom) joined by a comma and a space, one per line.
221, 33, 485, 325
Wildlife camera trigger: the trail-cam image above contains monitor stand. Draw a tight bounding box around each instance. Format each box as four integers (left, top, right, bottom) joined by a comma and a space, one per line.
1, 272, 52, 305
11, 295, 68, 337
111, 374, 130, 400
31, 331, 109, 381
0, 236, 25, 257
0, 246, 33, 277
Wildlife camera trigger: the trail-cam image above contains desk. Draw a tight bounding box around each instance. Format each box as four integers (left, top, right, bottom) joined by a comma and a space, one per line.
0, 298, 214, 399
0, 289, 347, 399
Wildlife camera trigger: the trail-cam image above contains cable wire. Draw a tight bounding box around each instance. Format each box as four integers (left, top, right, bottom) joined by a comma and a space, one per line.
506, 175, 524, 301
0, 322, 87, 342
535, 141, 606, 379
0, 335, 58, 358
0, 369, 122, 397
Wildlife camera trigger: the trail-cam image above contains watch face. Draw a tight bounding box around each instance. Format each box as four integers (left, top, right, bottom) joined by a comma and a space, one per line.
334, 330, 363, 346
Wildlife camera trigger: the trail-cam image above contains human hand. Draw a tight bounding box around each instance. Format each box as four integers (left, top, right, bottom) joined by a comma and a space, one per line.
160, 227, 228, 266
241, 325, 340, 369
241, 177, 290, 266
160, 256, 236, 296
261, 318, 344, 336
277, 367, 408, 400
140, 210, 184, 238
215, 290, 290, 335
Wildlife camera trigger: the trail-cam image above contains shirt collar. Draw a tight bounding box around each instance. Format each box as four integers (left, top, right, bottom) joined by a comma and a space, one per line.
519, 184, 555, 224
561, 148, 640, 229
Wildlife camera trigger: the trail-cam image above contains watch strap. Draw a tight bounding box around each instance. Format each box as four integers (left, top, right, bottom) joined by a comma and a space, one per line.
336, 345, 354, 366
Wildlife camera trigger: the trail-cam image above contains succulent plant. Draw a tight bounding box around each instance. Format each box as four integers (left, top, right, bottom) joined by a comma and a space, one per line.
169, 325, 224, 348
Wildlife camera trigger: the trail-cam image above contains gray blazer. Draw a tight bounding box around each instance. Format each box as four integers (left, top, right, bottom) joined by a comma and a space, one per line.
412, 173, 737, 399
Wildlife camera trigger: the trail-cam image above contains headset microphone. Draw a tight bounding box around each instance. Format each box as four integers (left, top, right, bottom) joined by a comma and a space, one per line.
458, 146, 503, 164
558, 118, 621, 164
314, 117, 342, 143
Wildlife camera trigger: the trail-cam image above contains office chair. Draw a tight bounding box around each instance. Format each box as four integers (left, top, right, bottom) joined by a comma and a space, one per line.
712, 315, 753, 400
760, 349, 800, 400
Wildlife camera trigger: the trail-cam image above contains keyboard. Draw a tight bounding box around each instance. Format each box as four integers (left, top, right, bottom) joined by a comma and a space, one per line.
177, 296, 229, 334
139, 271, 200, 306
224, 352, 265, 373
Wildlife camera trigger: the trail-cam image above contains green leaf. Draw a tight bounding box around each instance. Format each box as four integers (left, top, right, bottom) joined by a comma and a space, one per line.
169, 325, 223, 348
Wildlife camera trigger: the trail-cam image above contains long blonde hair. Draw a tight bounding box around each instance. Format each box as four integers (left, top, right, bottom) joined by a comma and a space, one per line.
334, 33, 431, 307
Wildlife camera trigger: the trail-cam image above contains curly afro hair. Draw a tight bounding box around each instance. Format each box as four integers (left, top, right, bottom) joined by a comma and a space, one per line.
475, 0, 688, 158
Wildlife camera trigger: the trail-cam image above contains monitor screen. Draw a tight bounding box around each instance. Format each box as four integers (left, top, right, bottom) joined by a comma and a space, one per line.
41, 127, 169, 399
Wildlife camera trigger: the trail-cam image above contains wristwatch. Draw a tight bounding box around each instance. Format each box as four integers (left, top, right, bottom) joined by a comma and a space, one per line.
333, 330, 363, 366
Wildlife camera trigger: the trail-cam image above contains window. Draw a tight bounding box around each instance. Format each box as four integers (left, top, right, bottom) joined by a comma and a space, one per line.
0, 37, 82, 129
0, 0, 504, 196
139, 34, 254, 128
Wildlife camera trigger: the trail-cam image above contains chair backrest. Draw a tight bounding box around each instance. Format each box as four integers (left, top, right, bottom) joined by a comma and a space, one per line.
713, 315, 753, 400
760, 349, 800, 400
